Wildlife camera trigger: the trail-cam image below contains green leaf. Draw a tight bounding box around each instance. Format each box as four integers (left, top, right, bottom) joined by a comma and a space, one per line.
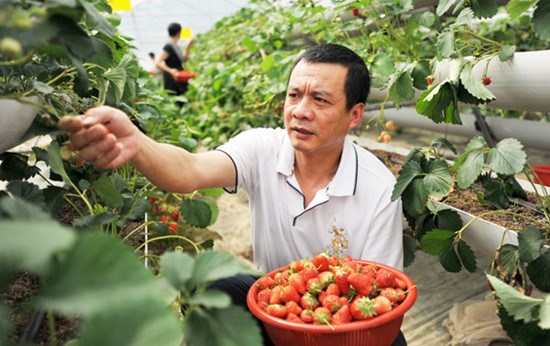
421, 229, 456, 256
159, 252, 195, 290
7, 181, 44, 208
518, 227, 545, 263
181, 198, 213, 228
533, 0, 550, 41
456, 150, 484, 189
486, 274, 543, 323
72, 212, 119, 228
392, 160, 423, 201
499, 45, 516, 62
437, 28, 455, 58
526, 251, 550, 292
241, 35, 257, 52
403, 233, 417, 267
402, 178, 429, 217
439, 245, 462, 272
483, 180, 510, 209
190, 290, 232, 309
77, 298, 182, 346
415, 82, 454, 123
469, 0, 498, 18
396, 71, 415, 100
0, 219, 75, 277
92, 176, 124, 208
371, 52, 396, 76
410, 12, 436, 28
459, 62, 496, 102
39, 232, 159, 315
454, 8, 475, 26
497, 304, 550, 345
540, 295, 550, 329
0, 196, 51, 221
435, 208, 463, 232
457, 240, 477, 272
411, 59, 431, 90
260, 54, 275, 73
422, 159, 454, 199
487, 138, 527, 175
431, 137, 457, 154
47, 141, 71, 184
190, 250, 259, 288
498, 244, 520, 276
437, 0, 457, 16
80, 0, 115, 37
0, 153, 39, 180
184, 305, 263, 346
506, 0, 537, 20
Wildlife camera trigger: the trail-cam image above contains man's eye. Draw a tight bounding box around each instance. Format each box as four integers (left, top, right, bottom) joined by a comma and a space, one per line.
288, 93, 299, 99
314, 97, 326, 103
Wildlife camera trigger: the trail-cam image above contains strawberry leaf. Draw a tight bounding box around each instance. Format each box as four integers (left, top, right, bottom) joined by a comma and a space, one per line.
423, 159, 454, 199
371, 52, 396, 76
189, 290, 232, 309
411, 59, 431, 90
483, 180, 510, 209
416, 82, 459, 123
533, 0, 550, 41
439, 245, 462, 272
436, 0, 457, 16
91, 175, 124, 208
402, 178, 429, 217
457, 239, 477, 272
499, 45, 516, 62
456, 150, 484, 189
181, 198, 213, 228
526, 251, 550, 292
486, 274, 544, 323
421, 229, 455, 256
498, 244, 520, 276
459, 62, 496, 102
435, 208, 463, 232
505, 0, 537, 20
159, 252, 194, 290
184, 305, 263, 346
391, 160, 423, 201
396, 70, 415, 100
437, 28, 455, 58
497, 304, 549, 345
431, 137, 458, 154
190, 249, 260, 288
487, 138, 527, 175
518, 227, 545, 263
403, 233, 417, 267
469, 0, 498, 18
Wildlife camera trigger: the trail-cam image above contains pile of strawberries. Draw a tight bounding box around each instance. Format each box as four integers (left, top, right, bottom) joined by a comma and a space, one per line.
253, 253, 409, 327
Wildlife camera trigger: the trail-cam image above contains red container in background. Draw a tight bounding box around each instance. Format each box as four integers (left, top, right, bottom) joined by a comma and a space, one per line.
533, 165, 550, 186
247, 260, 417, 346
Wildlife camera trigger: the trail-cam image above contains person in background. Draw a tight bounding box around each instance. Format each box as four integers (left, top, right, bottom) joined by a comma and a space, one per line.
155, 22, 193, 96
58, 43, 406, 346
144, 52, 161, 77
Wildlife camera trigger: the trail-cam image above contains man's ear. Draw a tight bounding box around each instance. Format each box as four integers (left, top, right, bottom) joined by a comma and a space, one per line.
349, 103, 365, 129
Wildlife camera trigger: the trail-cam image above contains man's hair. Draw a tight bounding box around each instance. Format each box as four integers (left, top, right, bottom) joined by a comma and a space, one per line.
290, 43, 371, 110
168, 23, 182, 37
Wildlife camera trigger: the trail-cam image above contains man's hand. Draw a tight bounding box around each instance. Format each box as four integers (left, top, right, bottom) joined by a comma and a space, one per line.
58, 106, 142, 169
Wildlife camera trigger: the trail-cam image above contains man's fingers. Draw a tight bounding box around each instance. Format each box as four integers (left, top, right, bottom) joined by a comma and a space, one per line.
91, 143, 124, 169
69, 124, 111, 150
77, 133, 117, 162
58, 115, 85, 133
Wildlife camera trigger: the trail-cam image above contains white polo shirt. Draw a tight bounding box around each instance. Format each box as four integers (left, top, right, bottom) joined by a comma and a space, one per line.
217, 128, 403, 273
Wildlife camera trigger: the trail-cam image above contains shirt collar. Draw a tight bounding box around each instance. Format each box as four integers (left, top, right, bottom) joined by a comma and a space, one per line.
277, 135, 358, 197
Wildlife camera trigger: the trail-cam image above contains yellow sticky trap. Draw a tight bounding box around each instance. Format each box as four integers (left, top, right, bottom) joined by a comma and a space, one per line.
181, 27, 193, 39
108, 0, 131, 12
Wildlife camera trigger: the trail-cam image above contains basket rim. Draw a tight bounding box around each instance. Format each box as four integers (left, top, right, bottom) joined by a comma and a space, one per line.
247, 259, 417, 334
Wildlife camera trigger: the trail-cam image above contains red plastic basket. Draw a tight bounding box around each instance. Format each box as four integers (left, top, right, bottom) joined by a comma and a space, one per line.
175, 70, 196, 83
247, 260, 417, 346
533, 165, 550, 187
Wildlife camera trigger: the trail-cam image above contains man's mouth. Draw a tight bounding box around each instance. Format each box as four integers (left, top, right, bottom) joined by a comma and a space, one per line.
292, 126, 313, 135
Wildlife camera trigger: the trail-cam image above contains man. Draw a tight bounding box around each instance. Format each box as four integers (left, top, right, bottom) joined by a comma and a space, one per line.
155, 22, 193, 95
59, 43, 405, 345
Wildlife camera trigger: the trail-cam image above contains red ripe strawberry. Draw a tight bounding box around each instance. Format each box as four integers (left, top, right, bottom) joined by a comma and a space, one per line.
373, 296, 393, 315
313, 307, 332, 325
289, 260, 305, 272
375, 268, 397, 288
300, 309, 314, 323
325, 283, 340, 297
395, 278, 407, 290
334, 267, 351, 294
168, 223, 177, 233
160, 215, 168, 223
256, 276, 276, 290
482, 76, 492, 85
256, 288, 272, 308
332, 305, 352, 324
350, 296, 375, 320
426, 75, 435, 85
395, 288, 406, 302
306, 278, 323, 295
286, 313, 303, 323
269, 285, 283, 305
321, 294, 342, 313
379, 287, 400, 304
300, 292, 320, 310
288, 273, 306, 295
327, 255, 339, 267
347, 272, 374, 296
312, 254, 330, 272
274, 271, 289, 286
170, 210, 179, 222
285, 300, 303, 315
281, 285, 300, 303
266, 304, 287, 319
351, 8, 359, 16
300, 266, 318, 283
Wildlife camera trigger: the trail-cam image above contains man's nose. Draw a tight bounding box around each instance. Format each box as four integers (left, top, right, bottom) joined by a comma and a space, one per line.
292, 97, 313, 119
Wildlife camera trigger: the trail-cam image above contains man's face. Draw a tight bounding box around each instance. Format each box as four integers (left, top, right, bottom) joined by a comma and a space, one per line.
283, 61, 364, 156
